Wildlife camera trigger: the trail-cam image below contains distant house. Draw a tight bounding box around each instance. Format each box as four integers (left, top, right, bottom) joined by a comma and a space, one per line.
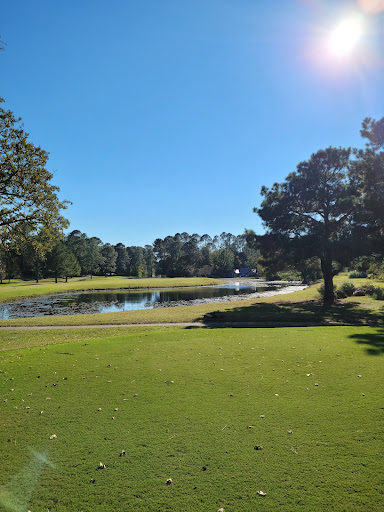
231, 267, 257, 278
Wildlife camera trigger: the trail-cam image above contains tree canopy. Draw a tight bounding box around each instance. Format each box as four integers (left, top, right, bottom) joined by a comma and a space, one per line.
0, 98, 69, 252
255, 147, 359, 304
351, 117, 384, 232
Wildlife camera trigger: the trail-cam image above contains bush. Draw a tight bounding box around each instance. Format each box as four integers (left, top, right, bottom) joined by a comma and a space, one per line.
361, 284, 376, 296
372, 287, 384, 300
335, 289, 347, 299
279, 271, 302, 281
338, 281, 356, 297
348, 271, 367, 279
352, 288, 366, 296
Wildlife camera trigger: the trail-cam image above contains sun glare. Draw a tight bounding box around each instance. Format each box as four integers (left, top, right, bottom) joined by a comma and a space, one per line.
328, 17, 364, 57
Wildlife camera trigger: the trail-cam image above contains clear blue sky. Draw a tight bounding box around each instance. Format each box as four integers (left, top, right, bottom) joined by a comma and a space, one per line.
2, 0, 383, 246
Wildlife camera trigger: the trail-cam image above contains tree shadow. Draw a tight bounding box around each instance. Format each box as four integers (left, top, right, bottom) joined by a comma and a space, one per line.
196, 299, 384, 327
348, 329, 384, 355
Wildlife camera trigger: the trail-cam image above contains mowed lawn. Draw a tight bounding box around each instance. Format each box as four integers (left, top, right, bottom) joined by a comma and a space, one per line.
0, 277, 223, 303
0, 274, 383, 328
0, 326, 383, 511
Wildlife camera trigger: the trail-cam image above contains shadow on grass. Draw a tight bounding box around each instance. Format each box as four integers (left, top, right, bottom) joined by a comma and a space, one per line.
197, 299, 384, 326
348, 329, 384, 355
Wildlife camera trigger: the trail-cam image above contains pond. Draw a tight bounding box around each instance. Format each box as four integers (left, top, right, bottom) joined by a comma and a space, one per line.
0, 282, 303, 319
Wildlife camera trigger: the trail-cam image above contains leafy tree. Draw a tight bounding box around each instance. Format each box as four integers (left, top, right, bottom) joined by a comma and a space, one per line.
66, 230, 88, 274
0, 242, 20, 281
127, 246, 146, 277
47, 243, 80, 282
83, 237, 103, 278
181, 234, 200, 276
351, 117, 384, 233
360, 116, 384, 149
153, 238, 167, 275
100, 243, 117, 277
144, 245, 155, 277
0, 249, 6, 283
212, 248, 235, 276
255, 147, 359, 304
0, 98, 69, 252
114, 243, 130, 275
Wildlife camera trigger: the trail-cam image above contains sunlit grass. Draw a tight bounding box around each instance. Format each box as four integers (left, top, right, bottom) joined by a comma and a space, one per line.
0, 277, 223, 303
0, 326, 383, 511
0, 277, 383, 327
0, 274, 382, 328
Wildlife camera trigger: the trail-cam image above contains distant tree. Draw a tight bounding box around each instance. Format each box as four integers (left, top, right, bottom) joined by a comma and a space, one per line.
114, 243, 130, 275
181, 234, 200, 276
83, 237, 104, 278
47, 243, 80, 282
127, 246, 145, 277
66, 230, 88, 274
212, 248, 235, 276
255, 147, 359, 304
199, 234, 213, 268
0, 250, 6, 283
100, 243, 117, 277
0, 242, 20, 281
153, 238, 167, 275
144, 245, 155, 277
0, 98, 69, 253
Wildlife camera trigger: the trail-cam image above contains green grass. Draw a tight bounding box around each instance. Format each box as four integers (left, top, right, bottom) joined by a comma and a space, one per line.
0, 326, 383, 511
0, 276, 223, 303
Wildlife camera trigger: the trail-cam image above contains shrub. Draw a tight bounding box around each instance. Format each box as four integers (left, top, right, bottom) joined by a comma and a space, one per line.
338, 281, 356, 297
348, 271, 367, 279
335, 289, 347, 299
361, 284, 376, 296
279, 271, 302, 281
317, 283, 336, 299
372, 287, 384, 300
352, 288, 365, 296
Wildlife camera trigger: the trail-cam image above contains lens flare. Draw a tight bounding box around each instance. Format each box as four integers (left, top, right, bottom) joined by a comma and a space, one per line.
328, 17, 364, 57
358, 0, 384, 13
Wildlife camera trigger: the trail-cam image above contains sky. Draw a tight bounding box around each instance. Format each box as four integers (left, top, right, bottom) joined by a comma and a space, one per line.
1, 0, 383, 247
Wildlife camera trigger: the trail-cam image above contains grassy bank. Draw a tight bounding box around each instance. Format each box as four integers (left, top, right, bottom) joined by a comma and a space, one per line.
0, 277, 223, 303
0, 326, 383, 511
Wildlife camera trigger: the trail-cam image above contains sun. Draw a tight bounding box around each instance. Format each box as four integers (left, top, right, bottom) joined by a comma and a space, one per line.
328, 17, 364, 57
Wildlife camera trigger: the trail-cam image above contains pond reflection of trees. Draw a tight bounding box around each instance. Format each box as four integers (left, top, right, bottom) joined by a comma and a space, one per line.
0, 285, 284, 319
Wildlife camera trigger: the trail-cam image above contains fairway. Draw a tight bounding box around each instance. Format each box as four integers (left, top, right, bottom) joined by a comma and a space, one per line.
0, 326, 383, 511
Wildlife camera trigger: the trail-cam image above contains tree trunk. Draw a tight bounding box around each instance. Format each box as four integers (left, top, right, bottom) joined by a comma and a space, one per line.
321, 255, 334, 305
55, 275, 58, 284
65, 276, 68, 283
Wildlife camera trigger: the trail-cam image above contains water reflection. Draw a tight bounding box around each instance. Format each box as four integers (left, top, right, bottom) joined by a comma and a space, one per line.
0, 284, 284, 319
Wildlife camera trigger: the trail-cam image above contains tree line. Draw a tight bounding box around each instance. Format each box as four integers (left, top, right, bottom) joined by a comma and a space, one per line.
0, 230, 259, 282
